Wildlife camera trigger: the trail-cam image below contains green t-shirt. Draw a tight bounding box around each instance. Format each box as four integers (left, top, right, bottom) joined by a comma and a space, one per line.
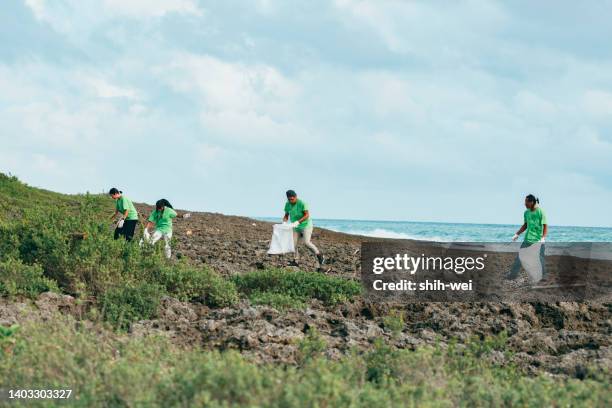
116, 196, 138, 221
524, 207, 547, 244
148, 207, 177, 234
284, 199, 313, 231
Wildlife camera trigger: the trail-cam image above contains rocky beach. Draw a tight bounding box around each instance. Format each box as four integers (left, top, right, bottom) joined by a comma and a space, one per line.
2, 205, 610, 380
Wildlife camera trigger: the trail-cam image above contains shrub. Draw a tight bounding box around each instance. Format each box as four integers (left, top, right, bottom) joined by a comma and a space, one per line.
0, 324, 19, 355
297, 328, 327, 364
382, 310, 405, 338
3, 316, 608, 407
100, 283, 164, 330
232, 268, 362, 306
152, 263, 238, 307
249, 291, 306, 311
364, 339, 399, 384
0, 258, 59, 298
204, 274, 239, 308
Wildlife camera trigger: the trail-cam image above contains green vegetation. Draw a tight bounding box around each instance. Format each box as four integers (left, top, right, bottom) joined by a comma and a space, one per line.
0, 324, 19, 353
382, 309, 405, 338
0, 174, 241, 329
232, 268, 362, 309
1, 173, 609, 407
0, 258, 58, 298
152, 263, 238, 307
0, 174, 361, 329
100, 283, 165, 331
297, 328, 327, 364
0, 316, 608, 408
0, 174, 360, 326
249, 291, 306, 311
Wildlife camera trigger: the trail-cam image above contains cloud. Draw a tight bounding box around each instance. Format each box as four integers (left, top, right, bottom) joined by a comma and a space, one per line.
154, 53, 307, 146
22, 0, 203, 37
333, 0, 508, 57
103, 0, 203, 18
83, 76, 141, 99
4, 0, 612, 226
23, 0, 46, 20
158, 54, 299, 114
583, 90, 612, 117
514, 90, 558, 117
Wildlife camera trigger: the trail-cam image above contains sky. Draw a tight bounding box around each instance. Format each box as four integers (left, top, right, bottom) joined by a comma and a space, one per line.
1, 0, 611, 227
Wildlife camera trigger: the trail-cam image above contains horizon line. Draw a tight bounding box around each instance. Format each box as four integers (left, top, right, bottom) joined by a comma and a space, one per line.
252, 215, 612, 230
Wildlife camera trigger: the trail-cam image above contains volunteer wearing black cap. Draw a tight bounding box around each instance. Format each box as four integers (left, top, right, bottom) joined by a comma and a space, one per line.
283, 190, 325, 269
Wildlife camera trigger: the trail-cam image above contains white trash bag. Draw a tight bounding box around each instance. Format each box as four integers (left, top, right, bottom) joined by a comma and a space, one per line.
139, 228, 151, 247
518, 242, 545, 282
267, 223, 295, 254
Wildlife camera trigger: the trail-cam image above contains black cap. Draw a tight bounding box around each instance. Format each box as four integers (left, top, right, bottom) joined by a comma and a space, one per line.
286, 189, 297, 198
109, 188, 121, 195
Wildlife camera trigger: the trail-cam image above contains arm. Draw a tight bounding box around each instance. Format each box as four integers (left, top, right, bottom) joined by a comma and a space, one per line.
512, 223, 527, 241
297, 210, 310, 224
542, 224, 548, 239
110, 210, 119, 220
122, 210, 129, 219
283, 212, 289, 222
144, 221, 154, 232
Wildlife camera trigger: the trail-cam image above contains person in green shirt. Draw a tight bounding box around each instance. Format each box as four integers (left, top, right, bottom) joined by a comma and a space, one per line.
512, 194, 548, 244
142, 199, 190, 259
283, 190, 325, 270
507, 194, 548, 282
109, 187, 139, 241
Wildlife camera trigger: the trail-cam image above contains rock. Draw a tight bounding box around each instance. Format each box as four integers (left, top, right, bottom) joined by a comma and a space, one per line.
365, 323, 383, 339
158, 297, 198, 322
34, 292, 75, 318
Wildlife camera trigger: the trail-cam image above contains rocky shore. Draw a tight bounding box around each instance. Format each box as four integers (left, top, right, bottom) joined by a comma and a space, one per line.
1, 208, 610, 379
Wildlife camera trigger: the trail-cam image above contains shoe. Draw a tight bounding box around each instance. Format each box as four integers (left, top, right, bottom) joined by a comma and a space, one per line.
530, 276, 558, 289
317, 254, 325, 266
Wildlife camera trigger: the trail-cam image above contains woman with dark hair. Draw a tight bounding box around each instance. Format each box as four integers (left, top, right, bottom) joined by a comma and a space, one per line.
507, 194, 548, 283
512, 194, 547, 244
142, 199, 189, 259
109, 188, 139, 241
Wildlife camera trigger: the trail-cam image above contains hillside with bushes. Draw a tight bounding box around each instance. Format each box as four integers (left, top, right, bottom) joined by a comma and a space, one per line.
0, 173, 610, 407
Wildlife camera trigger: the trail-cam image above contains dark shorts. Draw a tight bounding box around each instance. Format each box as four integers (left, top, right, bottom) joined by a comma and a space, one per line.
114, 219, 138, 241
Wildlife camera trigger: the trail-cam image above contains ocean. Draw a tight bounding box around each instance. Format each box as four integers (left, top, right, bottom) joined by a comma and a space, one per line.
255, 218, 612, 242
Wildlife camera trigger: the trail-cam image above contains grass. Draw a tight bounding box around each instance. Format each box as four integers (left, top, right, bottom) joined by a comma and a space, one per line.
382, 310, 405, 338
0, 173, 359, 324
0, 173, 241, 329
232, 268, 362, 309
0, 315, 609, 408
249, 291, 306, 311
0, 258, 59, 298
0, 172, 609, 407
99, 283, 165, 331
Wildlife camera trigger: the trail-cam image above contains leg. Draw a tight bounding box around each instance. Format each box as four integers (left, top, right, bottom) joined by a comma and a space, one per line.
301, 227, 324, 267
292, 229, 301, 262
114, 226, 122, 240
123, 220, 138, 242
538, 243, 547, 281
163, 232, 172, 259
506, 256, 522, 280
149, 230, 163, 245
301, 227, 320, 255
